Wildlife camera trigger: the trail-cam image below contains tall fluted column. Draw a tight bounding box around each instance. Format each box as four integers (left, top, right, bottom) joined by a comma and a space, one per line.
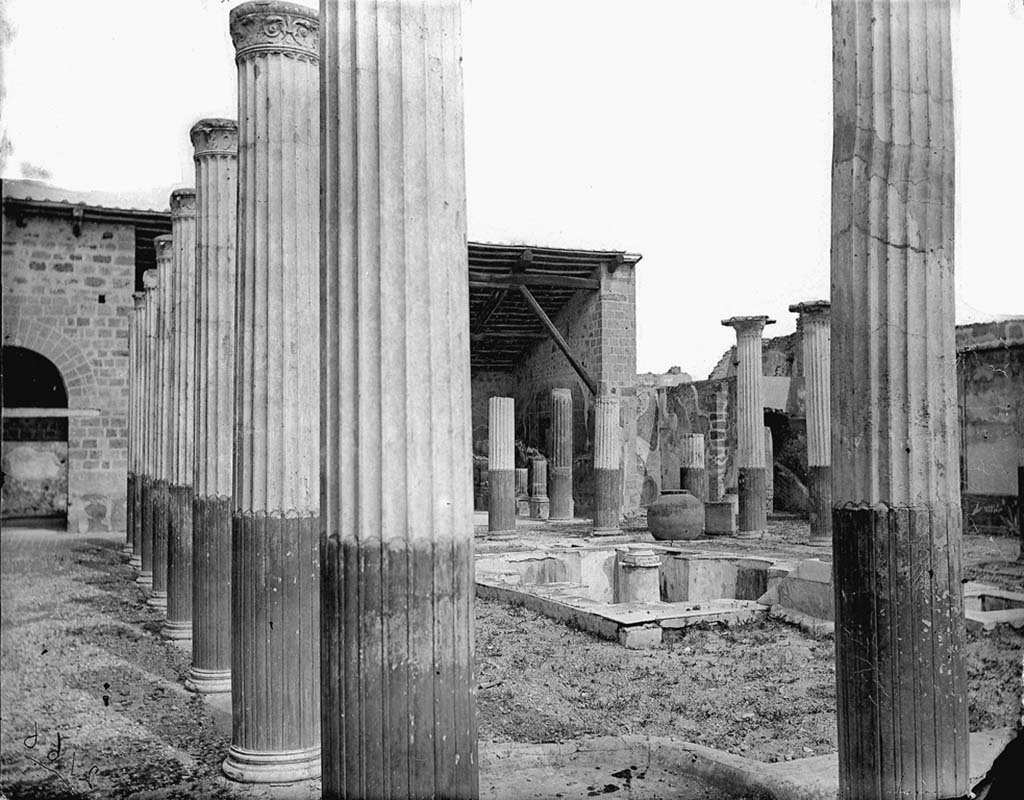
549, 388, 574, 519
224, 2, 320, 783
164, 189, 197, 640
721, 316, 773, 538
679, 433, 705, 499
592, 395, 621, 535
138, 261, 163, 588
488, 397, 516, 538
831, 3, 967, 797
529, 456, 549, 519
790, 301, 832, 546
149, 233, 175, 606
320, 1, 478, 795
187, 119, 237, 694
126, 292, 145, 563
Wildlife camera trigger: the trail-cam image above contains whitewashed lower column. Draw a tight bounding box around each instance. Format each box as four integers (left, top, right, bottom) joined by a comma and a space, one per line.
790, 300, 831, 546
319, 0, 478, 795
488, 397, 516, 538
721, 315, 773, 538
592, 395, 621, 535
224, 1, 321, 783
831, 2, 967, 797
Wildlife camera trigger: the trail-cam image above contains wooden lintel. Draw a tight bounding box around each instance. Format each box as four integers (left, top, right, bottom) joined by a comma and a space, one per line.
517, 285, 597, 396
468, 273, 600, 291
470, 288, 508, 335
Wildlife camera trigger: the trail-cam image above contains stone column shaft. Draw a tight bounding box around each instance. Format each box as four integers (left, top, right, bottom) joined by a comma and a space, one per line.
488, 397, 516, 537
320, 0, 478, 794
831, 2, 967, 797
529, 457, 549, 520
764, 426, 774, 514
678, 433, 706, 499
791, 301, 832, 546
187, 118, 238, 694
127, 292, 145, 563
165, 189, 197, 640
593, 395, 621, 534
549, 388, 574, 519
138, 266, 161, 585
224, 2, 321, 783
722, 316, 774, 537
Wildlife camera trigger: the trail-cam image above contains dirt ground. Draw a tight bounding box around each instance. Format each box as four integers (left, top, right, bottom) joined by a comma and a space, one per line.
1, 524, 1021, 798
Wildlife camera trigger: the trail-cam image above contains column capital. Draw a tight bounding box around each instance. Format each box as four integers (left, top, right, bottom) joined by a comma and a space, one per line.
170, 189, 197, 218
230, 1, 319, 63
133, 292, 146, 307
190, 118, 238, 159
789, 300, 830, 324
142, 269, 159, 290
721, 315, 775, 336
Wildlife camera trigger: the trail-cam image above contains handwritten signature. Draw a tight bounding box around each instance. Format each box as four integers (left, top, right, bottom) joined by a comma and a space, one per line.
22, 721, 101, 793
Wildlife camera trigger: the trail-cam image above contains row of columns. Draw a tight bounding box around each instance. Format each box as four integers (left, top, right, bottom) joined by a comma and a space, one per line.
119, 1, 968, 798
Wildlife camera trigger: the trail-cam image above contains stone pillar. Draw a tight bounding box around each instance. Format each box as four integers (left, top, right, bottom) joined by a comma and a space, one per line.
126, 292, 145, 563
721, 316, 774, 538
707, 389, 729, 501
678, 433, 705, 499
831, 2, 967, 797
138, 261, 164, 588
549, 388, 574, 519
164, 188, 196, 640
593, 395, 621, 535
488, 397, 516, 538
223, 1, 320, 783
790, 301, 832, 546
149, 232, 176, 607
529, 457, 549, 520
515, 468, 530, 516
187, 118, 237, 694
764, 426, 774, 514
319, 0, 478, 795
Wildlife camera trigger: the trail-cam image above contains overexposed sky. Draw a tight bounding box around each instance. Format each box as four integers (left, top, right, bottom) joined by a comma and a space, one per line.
2, 0, 1022, 377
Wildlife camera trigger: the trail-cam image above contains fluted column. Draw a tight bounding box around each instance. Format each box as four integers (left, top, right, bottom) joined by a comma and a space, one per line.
791, 301, 832, 546
320, 1, 478, 795
224, 1, 320, 783
488, 397, 516, 538
764, 426, 774, 514
164, 188, 197, 640
126, 292, 145, 563
138, 262, 163, 588
721, 316, 773, 538
529, 456, 549, 520
831, 3, 966, 797
149, 234, 175, 606
678, 433, 705, 499
549, 388, 574, 519
187, 119, 237, 694
592, 395, 621, 534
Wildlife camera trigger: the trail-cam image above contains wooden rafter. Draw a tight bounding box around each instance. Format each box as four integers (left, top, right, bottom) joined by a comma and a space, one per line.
518, 285, 597, 396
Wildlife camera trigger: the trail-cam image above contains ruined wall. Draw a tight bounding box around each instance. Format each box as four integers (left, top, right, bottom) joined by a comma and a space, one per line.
2, 212, 134, 532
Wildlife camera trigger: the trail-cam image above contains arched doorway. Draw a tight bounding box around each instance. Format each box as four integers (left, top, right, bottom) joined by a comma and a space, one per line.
1, 346, 70, 526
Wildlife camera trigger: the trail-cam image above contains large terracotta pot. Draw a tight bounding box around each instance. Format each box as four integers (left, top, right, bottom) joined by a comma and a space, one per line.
647, 489, 705, 540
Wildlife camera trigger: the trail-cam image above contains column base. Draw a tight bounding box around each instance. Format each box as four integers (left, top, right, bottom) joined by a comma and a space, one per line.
516, 499, 531, 517
129, 555, 142, 569
185, 668, 231, 694
487, 530, 517, 541
147, 592, 167, 609
161, 619, 192, 640
222, 745, 321, 784
137, 571, 153, 588
591, 527, 621, 537
529, 498, 549, 520
735, 530, 764, 540
121, 544, 134, 557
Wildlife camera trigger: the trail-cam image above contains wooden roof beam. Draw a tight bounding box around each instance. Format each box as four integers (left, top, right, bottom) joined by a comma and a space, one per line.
470, 288, 508, 335
518, 285, 597, 396
468, 272, 600, 291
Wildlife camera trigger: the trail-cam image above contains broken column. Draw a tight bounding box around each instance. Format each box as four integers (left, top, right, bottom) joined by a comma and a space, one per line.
549, 387, 574, 519
138, 260, 164, 587
593, 394, 621, 535
529, 456, 550, 519
678, 433, 705, 499
187, 118, 237, 693
488, 397, 516, 538
831, 2, 967, 797
790, 300, 831, 546
515, 468, 530, 516
764, 426, 774, 514
164, 188, 196, 640
721, 316, 774, 538
149, 232, 175, 607
319, 0, 478, 794
614, 548, 661, 603
222, 1, 320, 782
126, 292, 145, 563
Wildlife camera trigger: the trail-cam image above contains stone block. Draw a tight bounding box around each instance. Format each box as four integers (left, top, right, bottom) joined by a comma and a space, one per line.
776, 576, 834, 621
793, 558, 833, 584
618, 624, 662, 649
704, 500, 737, 535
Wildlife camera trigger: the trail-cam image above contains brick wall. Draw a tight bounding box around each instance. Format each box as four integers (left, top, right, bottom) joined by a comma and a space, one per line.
2, 212, 134, 532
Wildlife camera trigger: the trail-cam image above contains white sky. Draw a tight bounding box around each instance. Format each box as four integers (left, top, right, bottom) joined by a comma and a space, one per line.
2, 0, 1022, 377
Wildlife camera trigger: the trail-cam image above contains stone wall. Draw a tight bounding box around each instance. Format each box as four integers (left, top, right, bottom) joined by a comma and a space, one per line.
2, 212, 134, 532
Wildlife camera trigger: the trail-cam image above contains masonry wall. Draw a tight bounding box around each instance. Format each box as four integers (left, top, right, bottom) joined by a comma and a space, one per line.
2, 212, 134, 532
